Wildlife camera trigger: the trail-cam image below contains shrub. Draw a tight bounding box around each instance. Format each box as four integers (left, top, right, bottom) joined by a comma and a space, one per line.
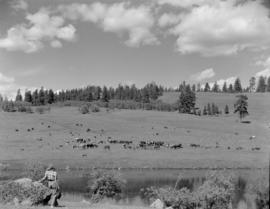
197, 171, 235, 209
79, 104, 89, 114
0, 179, 50, 205
90, 104, 100, 113
1, 101, 16, 112
87, 170, 126, 203
23, 162, 47, 181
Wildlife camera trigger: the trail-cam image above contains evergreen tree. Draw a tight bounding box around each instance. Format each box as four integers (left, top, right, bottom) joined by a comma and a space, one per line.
15, 89, 22, 102
192, 84, 196, 92
267, 77, 270, 92
204, 83, 210, 92
178, 85, 196, 113
212, 82, 219, 92
228, 84, 234, 93
47, 89, 55, 104
38, 87, 45, 105
234, 94, 248, 121
197, 83, 201, 92
256, 76, 266, 92
102, 86, 109, 102
224, 105, 229, 114
207, 103, 212, 115
32, 89, 39, 105
24, 90, 32, 103
234, 78, 242, 93
222, 82, 228, 93
203, 106, 207, 115
249, 77, 256, 92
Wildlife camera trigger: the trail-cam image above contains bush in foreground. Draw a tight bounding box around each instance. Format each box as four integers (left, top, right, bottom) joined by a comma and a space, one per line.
0, 178, 50, 206
87, 170, 126, 203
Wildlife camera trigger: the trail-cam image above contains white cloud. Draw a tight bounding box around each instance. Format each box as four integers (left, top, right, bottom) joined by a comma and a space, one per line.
0, 8, 76, 53
157, 0, 216, 8
0, 72, 17, 99
59, 2, 158, 47
168, 0, 270, 56
255, 69, 270, 78
10, 0, 28, 11
190, 68, 215, 82
158, 13, 182, 27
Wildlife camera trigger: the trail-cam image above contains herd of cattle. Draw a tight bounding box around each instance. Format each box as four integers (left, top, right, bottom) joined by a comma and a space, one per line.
67, 136, 261, 153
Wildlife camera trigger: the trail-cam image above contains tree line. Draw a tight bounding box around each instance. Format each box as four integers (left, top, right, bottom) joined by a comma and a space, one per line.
12, 82, 164, 105
187, 76, 270, 93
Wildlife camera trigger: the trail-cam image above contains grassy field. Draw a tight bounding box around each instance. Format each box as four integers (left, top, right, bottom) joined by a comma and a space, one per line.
0, 92, 269, 170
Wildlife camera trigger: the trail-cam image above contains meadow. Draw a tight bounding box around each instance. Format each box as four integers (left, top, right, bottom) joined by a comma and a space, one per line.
0, 92, 269, 170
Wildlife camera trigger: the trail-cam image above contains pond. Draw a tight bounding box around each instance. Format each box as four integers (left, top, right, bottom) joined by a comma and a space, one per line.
0, 167, 268, 208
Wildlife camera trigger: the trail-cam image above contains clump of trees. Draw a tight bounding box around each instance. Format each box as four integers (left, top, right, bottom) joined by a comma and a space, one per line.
141, 171, 235, 209
234, 95, 249, 121
202, 103, 221, 116
178, 82, 196, 114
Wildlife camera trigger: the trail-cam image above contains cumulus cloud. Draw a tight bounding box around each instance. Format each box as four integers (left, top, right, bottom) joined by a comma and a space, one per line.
255, 69, 270, 78
157, 0, 216, 8
10, 0, 28, 11
0, 72, 16, 99
168, 0, 270, 56
190, 68, 215, 82
158, 13, 182, 27
59, 2, 158, 47
0, 8, 76, 53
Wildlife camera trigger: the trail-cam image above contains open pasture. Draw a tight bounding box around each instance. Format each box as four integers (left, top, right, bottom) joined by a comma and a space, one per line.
0, 93, 269, 170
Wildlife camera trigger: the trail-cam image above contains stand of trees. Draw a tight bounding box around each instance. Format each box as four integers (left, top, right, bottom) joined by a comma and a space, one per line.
20, 83, 164, 106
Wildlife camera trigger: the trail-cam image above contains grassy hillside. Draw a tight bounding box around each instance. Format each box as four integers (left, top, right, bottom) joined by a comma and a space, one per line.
0, 95, 269, 169
159, 92, 270, 122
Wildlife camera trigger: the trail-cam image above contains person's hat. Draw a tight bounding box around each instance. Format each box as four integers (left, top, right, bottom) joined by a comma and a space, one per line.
46, 164, 56, 171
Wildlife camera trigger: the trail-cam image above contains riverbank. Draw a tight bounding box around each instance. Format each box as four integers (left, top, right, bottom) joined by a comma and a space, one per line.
0, 201, 151, 209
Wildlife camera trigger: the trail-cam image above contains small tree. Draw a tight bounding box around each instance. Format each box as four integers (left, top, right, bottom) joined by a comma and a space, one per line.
222, 82, 228, 93
234, 95, 248, 121
257, 76, 266, 92
178, 85, 196, 114
204, 83, 210, 92
203, 106, 207, 115
212, 82, 219, 92
207, 103, 212, 115
266, 77, 270, 92
224, 105, 229, 114
234, 78, 242, 93
15, 89, 23, 102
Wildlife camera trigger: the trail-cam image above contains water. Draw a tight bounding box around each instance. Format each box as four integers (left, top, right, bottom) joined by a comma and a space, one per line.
0, 167, 268, 207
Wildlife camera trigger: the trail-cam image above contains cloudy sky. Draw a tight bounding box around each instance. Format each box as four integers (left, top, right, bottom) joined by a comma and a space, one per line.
1, 0, 270, 98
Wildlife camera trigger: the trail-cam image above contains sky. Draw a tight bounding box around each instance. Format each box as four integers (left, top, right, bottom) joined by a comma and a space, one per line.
1, 0, 270, 98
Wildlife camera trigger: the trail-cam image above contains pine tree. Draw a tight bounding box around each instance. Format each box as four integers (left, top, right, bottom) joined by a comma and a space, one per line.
24, 90, 32, 103
38, 87, 45, 105
15, 89, 22, 102
256, 76, 266, 92
32, 89, 39, 105
102, 86, 109, 102
207, 103, 212, 115
266, 77, 270, 92
234, 78, 242, 93
197, 83, 201, 92
228, 84, 234, 93
234, 94, 248, 121
203, 106, 207, 115
224, 105, 229, 114
212, 82, 219, 92
192, 84, 196, 92
204, 83, 210, 92
178, 84, 196, 113
249, 77, 256, 92
47, 89, 55, 104
222, 82, 228, 93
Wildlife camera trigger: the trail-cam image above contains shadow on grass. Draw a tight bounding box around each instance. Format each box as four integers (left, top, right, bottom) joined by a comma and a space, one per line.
241, 121, 251, 124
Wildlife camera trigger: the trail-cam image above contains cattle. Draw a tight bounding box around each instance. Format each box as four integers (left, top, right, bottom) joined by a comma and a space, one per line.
190, 143, 200, 148
104, 145, 110, 150
251, 147, 260, 151
170, 144, 183, 149
236, 146, 243, 150
249, 136, 256, 140
76, 138, 85, 143
82, 154, 87, 157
